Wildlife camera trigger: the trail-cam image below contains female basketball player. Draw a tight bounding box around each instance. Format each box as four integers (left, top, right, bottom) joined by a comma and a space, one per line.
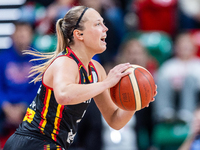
4, 6, 156, 150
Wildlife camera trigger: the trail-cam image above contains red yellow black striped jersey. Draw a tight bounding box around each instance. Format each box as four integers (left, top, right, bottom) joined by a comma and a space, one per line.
16, 47, 99, 150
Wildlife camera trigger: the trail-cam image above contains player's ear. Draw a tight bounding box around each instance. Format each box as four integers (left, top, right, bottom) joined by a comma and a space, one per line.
73, 30, 84, 40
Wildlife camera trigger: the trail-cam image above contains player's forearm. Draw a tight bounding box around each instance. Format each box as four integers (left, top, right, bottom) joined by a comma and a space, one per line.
109, 108, 135, 130
55, 81, 110, 105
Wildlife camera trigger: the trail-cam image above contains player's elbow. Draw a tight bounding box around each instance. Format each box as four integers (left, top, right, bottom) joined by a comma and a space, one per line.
55, 92, 73, 105
111, 125, 123, 130
108, 122, 124, 130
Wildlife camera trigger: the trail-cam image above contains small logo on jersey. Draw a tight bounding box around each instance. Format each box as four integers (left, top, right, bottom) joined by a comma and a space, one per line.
30, 100, 36, 111
66, 129, 76, 144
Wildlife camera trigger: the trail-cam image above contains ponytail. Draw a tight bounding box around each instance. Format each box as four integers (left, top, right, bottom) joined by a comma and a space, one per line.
55, 18, 67, 56
24, 19, 68, 83
25, 6, 88, 83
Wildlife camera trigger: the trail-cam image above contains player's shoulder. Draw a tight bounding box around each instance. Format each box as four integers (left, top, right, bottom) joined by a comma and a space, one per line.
91, 59, 104, 71
54, 55, 78, 66
49, 55, 79, 75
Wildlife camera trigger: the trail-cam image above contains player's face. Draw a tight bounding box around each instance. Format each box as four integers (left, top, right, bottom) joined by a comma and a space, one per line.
82, 8, 108, 53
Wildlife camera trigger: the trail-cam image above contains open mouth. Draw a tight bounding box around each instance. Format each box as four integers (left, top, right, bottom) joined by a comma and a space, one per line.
101, 37, 106, 42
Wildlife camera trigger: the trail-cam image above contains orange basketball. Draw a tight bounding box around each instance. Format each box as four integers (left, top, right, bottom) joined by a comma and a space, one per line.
110, 65, 155, 111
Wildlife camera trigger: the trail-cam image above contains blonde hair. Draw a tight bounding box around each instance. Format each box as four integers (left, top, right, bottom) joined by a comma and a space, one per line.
24, 6, 88, 83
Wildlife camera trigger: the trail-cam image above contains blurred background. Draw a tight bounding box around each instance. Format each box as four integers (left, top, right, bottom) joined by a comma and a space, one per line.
1, 0, 200, 150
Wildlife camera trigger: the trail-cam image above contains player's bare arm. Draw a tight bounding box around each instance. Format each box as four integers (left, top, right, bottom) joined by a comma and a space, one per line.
92, 60, 135, 130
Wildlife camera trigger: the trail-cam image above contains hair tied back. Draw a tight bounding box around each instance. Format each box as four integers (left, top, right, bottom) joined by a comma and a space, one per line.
58, 18, 64, 26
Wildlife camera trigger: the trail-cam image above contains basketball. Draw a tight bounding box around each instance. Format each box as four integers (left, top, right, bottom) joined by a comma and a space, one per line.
110, 65, 155, 111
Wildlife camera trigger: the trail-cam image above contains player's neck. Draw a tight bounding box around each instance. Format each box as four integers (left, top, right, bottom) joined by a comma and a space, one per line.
70, 45, 93, 72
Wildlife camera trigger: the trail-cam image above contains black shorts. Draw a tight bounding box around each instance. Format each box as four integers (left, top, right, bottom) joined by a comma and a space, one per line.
3, 133, 64, 150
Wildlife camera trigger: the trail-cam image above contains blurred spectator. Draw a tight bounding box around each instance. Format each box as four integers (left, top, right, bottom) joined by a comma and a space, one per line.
26, 0, 54, 7
153, 32, 200, 124
101, 0, 126, 38
0, 22, 40, 148
115, 38, 158, 149
190, 30, 200, 58
115, 38, 158, 75
179, 104, 200, 150
178, 0, 200, 29
36, 0, 78, 34
133, 0, 178, 37
19, 1, 46, 25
